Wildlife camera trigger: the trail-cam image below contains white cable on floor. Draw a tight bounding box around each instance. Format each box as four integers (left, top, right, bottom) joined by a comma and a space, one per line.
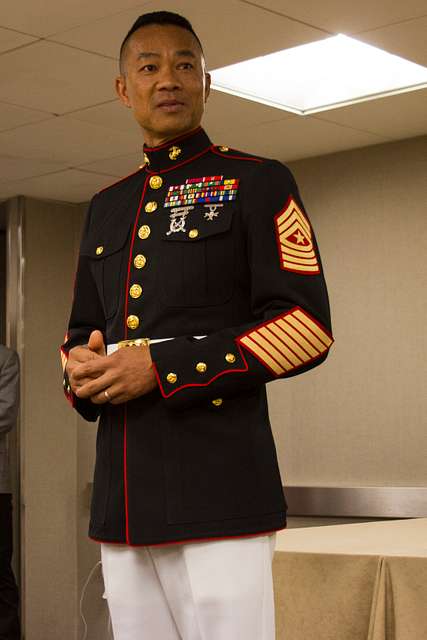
79, 560, 102, 640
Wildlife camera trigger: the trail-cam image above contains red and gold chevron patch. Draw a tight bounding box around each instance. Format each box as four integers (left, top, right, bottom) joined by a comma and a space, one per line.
238, 307, 332, 376
60, 333, 69, 373
274, 197, 320, 274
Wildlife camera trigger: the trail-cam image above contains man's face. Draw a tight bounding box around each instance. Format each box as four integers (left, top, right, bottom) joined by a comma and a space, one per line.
116, 23, 211, 145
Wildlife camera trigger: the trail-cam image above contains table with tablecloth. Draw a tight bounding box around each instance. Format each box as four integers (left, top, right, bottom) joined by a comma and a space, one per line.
273, 517, 427, 640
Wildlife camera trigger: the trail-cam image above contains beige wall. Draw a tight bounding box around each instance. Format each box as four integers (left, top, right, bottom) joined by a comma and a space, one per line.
16, 134, 427, 638
21, 197, 102, 639
269, 134, 427, 487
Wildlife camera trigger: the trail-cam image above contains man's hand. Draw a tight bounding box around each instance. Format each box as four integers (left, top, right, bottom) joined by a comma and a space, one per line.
74, 344, 157, 405
66, 330, 106, 394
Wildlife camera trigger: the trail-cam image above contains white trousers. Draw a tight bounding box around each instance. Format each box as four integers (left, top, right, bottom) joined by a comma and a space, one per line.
101, 534, 276, 640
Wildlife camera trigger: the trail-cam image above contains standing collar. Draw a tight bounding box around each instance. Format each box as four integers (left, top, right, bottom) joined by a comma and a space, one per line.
143, 127, 212, 173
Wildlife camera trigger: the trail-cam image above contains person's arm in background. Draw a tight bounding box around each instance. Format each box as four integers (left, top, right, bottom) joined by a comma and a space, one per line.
0, 349, 20, 435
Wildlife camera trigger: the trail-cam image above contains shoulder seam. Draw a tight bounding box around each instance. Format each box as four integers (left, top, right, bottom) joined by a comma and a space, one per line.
211, 146, 264, 164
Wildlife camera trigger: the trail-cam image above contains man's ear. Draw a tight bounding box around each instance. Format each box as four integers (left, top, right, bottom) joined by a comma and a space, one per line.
116, 75, 132, 108
204, 72, 211, 103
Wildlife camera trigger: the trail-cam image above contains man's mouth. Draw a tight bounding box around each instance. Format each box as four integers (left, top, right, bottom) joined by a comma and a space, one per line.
156, 100, 185, 112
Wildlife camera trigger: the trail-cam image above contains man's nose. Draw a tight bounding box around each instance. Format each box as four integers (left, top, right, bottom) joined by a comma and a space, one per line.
157, 65, 182, 91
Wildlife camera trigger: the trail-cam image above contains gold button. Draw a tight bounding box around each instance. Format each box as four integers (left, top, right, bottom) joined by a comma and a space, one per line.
138, 225, 151, 240
188, 229, 199, 239
196, 362, 207, 373
149, 175, 163, 189
134, 254, 147, 269
169, 145, 182, 161
145, 201, 158, 213
127, 315, 140, 330
144, 152, 150, 165
219, 146, 229, 152
96, 246, 104, 255
212, 398, 223, 407
129, 284, 142, 299
166, 372, 177, 384
225, 353, 236, 364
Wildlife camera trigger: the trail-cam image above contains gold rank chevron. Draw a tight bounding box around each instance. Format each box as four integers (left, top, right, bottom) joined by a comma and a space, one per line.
238, 308, 332, 376
60, 333, 69, 372
274, 197, 320, 274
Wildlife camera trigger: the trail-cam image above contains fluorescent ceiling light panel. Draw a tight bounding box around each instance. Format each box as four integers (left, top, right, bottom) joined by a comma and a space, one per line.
210, 34, 427, 115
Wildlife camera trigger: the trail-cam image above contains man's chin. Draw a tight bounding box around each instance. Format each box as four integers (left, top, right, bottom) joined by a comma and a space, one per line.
141, 118, 199, 145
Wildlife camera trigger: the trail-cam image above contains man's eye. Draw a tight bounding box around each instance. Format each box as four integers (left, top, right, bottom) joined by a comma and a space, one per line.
140, 64, 156, 72
178, 62, 194, 70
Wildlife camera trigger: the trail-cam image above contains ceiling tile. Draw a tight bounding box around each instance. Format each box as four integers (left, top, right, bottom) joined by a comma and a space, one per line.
51, 0, 327, 68
0, 41, 117, 114
78, 152, 143, 178
0, 27, 37, 53
69, 99, 141, 133
0, 156, 68, 182
221, 115, 389, 162
313, 89, 427, 140
0, 0, 151, 37
0, 169, 117, 203
204, 91, 292, 140
0, 102, 53, 131
358, 16, 427, 67
240, 0, 427, 34
0, 116, 141, 165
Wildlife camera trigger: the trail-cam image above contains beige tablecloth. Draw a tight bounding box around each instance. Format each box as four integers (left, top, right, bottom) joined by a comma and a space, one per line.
273, 518, 427, 640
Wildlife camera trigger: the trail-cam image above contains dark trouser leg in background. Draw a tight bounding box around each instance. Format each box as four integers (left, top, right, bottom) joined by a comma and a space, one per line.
0, 493, 20, 640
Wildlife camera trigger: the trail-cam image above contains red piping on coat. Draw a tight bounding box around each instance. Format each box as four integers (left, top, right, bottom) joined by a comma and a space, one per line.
122, 175, 150, 545
145, 146, 211, 175
152, 341, 250, 399
211, 147, 264, 163
123, 176, 149, 341
90, 526, 285, 548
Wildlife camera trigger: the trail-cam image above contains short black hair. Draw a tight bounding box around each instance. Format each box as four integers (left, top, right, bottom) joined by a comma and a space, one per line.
119, 11, 204, 73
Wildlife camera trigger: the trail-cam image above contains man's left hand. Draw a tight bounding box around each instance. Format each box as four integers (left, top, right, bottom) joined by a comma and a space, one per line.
73, 345, 157, 404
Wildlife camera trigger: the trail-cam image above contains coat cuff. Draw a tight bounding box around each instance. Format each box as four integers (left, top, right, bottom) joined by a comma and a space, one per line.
150, 335, 252, 410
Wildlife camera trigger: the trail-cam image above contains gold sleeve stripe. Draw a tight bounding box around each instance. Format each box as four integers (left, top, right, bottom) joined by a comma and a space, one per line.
238, 308, 332, 376
268, 323, 312, 361
258, 326, 303, 367
239, 336, 285, 375
275, 198, 320, 275
275, 319, 319, 358
60, 349, 67, 373
293, 308, 333, 347
250, 332, 295, 370
286, 316, 329, 352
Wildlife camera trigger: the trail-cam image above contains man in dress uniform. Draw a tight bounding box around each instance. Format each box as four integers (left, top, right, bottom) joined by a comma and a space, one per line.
0, 345, 20, 640
61, 11, 333, 640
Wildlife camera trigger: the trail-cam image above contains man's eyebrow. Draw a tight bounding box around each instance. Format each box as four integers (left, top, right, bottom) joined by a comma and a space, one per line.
136, 52, 161, 61
175, 49, 197, 58
135, 49, 197, 61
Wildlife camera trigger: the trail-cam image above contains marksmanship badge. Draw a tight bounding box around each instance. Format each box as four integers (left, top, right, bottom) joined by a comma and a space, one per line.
274, 197, 320, 274
204, 204, 223, 220
166, 206, 194, 235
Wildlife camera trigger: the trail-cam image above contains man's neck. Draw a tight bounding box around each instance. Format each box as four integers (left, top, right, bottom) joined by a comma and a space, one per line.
142, 125, 201, 149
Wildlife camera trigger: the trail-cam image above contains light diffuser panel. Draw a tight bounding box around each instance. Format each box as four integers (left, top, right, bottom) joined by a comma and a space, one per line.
210, 35, 427, 115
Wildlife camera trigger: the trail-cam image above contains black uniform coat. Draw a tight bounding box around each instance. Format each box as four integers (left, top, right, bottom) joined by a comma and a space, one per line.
61, 127, 333, 546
